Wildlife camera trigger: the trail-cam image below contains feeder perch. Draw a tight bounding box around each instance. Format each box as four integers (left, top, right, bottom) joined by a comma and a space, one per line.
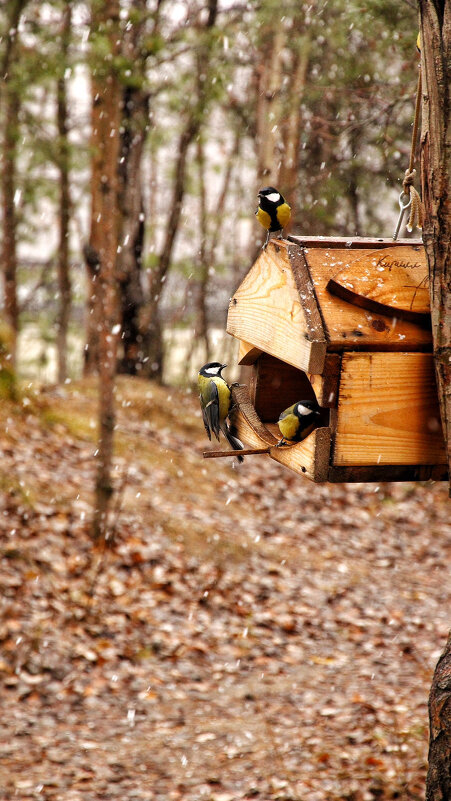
226, 236, 448, 483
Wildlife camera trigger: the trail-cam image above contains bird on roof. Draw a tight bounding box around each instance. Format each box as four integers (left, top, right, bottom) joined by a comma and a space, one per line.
197, 362, 244, 462
255, 186, 291, 248
276, 399, 321, 447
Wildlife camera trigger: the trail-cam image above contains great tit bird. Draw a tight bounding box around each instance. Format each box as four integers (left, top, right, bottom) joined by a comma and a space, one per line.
277, 399, 321, 447
255, 186, 291, 248
198, 362, 244, 462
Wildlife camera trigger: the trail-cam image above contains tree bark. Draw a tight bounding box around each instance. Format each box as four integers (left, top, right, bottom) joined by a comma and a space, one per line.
89, 0, 122, 540
427, 633, 451, 801
117, 84, 150, 375
116, 0, 159, 376
418, 2, 451, 798
419, 0, 451, 488
56, 2, 72, 384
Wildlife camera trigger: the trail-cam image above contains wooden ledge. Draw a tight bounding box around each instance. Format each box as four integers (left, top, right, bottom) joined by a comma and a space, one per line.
287, 235, 423, 249
230, 385, 331, 482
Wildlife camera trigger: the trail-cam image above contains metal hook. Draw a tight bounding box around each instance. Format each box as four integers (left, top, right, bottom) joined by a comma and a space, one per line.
393, 191, 412, 241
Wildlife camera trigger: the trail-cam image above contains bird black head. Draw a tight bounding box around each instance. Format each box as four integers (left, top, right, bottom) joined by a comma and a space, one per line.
199, 362, 227, 377
294, 400, 321, 418
258, 186, 279, 197
257, 187, 284, 209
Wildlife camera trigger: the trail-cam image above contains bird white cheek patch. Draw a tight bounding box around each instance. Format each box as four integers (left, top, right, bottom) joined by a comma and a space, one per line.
266, 192, 281, 203
297, 404, 313, 416
205, 367, 220, 375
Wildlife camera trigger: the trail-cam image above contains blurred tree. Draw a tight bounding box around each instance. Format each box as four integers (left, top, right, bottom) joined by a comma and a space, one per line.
0, 0, 28, 367
145, 0, 219, 381
0, 0, 423, 387
233, 0, 417, 240
88, 0, 122, 539
116, 0, 166, 376
56, 1, 72, 384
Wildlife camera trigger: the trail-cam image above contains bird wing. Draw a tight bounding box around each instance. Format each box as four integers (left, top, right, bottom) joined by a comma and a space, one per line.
255, 206, 272, 230
201, 403, 212, 440
201, 380, 221, 442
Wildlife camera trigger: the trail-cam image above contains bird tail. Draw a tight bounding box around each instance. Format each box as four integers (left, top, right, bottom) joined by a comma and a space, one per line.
221, 422, 244, 463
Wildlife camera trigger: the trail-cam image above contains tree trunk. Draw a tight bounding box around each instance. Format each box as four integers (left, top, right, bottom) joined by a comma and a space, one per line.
418, 2, 451, 798
0, 0, 26, 368
427, 633, 451, 801
117, 84, 150, 375
1, 86, 19, 367
278, 33, 310, 212
255, 27, 286, 187
56, 2, 72, 384
89, 0, 122, 540
192, 130, 210, 361
116, 0, 157, 376
419, 0, 451, 487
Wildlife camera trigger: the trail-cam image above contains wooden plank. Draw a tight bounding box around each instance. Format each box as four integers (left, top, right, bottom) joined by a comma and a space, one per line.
288, 245, 326, 350
230, 385, 331, 481
333, 352, 447, 466
288, 235, 423, 249
227, 242, 327, 374
328, 464, 448, 482
327, 246, 430, 320
266, 423, 331, 482
238, 340, 263, 365
304, 246, 432, 351
230, 385, 282, 447
249, 354, 318, 422
308, 353, 341, 408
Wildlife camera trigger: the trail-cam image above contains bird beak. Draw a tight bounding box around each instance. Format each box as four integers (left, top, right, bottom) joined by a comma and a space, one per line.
222, 363, 227, 369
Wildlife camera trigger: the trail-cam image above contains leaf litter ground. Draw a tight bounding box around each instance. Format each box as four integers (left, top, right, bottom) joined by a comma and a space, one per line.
0, 376, 450, 801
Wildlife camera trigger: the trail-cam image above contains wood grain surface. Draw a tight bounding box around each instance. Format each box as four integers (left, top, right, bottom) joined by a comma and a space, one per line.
333, 352, 446, 466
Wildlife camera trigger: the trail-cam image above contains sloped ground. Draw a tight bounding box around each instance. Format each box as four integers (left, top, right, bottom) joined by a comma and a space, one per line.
0, 376, 450, 801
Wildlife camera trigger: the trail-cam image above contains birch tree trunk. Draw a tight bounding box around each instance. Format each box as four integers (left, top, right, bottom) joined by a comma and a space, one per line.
418, 2, 451, 798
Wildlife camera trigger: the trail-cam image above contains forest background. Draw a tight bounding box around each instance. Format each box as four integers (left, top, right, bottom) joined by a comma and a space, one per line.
1, 0, 422, 388
2, 2, 451, 801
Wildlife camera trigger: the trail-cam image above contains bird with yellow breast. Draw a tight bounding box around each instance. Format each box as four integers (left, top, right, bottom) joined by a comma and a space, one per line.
255, 186, 291, 248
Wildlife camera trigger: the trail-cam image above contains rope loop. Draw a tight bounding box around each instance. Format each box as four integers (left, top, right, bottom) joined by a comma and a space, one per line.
402, 168, 416, 192
392, 56, 423, 238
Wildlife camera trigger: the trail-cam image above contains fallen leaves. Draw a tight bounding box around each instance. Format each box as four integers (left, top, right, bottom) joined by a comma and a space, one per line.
0, 377, 449, 800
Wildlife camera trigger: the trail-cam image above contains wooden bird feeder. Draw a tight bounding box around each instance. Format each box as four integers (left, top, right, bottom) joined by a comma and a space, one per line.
226, 236, 448, 483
